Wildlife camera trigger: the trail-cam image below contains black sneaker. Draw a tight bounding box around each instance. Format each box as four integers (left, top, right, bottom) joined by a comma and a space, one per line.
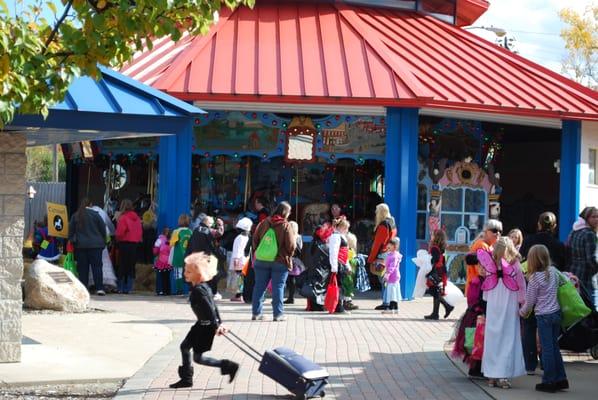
374, 304, 388, 310
535, 383, 557, 393
424, 314, 439, 320
555, 380, 569, 390
283, 298, 294, 304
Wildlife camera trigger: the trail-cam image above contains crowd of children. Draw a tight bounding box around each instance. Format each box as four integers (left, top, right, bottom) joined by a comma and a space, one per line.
449, 207, 598, 393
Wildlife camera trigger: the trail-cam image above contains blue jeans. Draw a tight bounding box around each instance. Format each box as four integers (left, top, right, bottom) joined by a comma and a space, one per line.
252, 261, 289, 318
522, 314, 539, 372
536, 310, 567, 384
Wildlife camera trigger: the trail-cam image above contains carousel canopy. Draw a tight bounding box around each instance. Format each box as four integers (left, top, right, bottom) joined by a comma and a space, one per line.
121, 1, 598, 121
8, 66, 204, 146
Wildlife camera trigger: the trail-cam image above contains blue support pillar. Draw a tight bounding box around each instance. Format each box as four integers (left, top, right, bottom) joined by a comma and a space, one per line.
385, 108, 419, 300
157, 121, 194, 231
158, 134, 177, 231
175, 123, 193, 224
559, 120, 582, 242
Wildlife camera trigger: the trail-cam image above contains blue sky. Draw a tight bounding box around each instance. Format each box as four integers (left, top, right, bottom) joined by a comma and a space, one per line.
471, 0, 595, 75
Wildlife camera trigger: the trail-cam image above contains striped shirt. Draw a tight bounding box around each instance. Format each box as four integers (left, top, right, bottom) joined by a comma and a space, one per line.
520, 267, 560, 316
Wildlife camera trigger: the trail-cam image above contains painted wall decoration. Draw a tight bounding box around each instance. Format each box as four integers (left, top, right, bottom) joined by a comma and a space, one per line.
98, 137, 158, 154
321, 118, 386, 155
194, 111, 279, 151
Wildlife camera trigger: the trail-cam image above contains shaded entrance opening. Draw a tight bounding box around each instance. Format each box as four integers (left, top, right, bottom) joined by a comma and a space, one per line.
495, 125, 561, 235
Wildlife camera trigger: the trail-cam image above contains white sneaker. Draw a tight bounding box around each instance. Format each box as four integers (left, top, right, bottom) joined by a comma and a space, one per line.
96, 290, 106, 296
213, 292, 222, 300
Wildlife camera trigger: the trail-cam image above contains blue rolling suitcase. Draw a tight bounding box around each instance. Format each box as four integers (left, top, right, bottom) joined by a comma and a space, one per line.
226, 332, 329, 399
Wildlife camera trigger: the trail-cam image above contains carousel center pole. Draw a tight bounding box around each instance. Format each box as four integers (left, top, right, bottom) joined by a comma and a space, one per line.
243, 158, 251, 212
295, 164, 299, 222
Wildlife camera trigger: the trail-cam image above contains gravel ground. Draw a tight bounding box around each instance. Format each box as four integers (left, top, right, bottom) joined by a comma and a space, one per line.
0, 382, 122, 399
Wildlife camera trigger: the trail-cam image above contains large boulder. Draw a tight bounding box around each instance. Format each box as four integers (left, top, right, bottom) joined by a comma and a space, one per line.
24, 259, 89, 312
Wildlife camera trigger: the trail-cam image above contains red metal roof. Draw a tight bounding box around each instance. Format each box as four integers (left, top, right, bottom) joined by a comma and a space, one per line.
121, 2, 598, 121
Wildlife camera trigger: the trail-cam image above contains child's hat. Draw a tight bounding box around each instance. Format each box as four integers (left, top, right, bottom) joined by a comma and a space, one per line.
236, 217, 253, 231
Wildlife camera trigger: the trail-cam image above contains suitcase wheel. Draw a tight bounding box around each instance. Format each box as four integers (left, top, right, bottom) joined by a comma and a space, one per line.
319, 391, 326, 397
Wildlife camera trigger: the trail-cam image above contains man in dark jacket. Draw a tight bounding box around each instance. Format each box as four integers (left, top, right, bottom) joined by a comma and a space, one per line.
186, 215, 226, 298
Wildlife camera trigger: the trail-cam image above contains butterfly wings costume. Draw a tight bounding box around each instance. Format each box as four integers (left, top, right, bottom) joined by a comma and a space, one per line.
475, 249, 527, 379
477, 250, 522, 292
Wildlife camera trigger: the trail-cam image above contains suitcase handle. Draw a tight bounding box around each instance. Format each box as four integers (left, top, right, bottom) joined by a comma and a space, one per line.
223, 330, 263, 363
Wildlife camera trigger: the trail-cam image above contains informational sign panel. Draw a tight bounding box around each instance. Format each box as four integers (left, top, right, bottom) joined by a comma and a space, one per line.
47, 202, 69, 239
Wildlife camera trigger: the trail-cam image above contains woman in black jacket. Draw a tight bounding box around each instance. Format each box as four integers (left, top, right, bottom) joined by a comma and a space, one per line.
519, 211, 565, 375
520, 212, 565, 269
68, 198, 107, 295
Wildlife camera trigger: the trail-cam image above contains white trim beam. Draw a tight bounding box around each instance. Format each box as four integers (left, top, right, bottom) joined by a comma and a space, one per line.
194, 101, 563, 129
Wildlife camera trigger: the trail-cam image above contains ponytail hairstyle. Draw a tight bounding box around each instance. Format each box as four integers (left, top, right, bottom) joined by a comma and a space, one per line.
526, 244, 551, 281
493, 236, 520, 266
537, 211, 557, 233
332, 216, 350, 233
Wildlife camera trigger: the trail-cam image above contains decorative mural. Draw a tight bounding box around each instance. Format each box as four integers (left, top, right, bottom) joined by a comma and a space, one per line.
193, 111, 279, 151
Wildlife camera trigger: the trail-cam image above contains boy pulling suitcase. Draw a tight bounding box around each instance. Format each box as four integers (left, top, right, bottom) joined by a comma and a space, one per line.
170, 252, 239, 388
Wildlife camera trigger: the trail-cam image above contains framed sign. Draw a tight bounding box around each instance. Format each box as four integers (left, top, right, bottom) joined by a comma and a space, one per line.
285, 116, 316, 163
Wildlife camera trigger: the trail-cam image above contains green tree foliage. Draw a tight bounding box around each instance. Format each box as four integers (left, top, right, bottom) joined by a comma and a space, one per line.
26, 145, 66, 182
0, 0, 253, 127
559, 5, 597, 89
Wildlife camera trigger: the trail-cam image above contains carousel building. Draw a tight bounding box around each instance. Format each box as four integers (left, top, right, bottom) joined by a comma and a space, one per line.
64, 0, 598, 298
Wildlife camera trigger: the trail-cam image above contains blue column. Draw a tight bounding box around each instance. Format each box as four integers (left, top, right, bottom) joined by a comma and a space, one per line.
386, 108, 419, 300
559, 120, 582, 242
158, 134, 177, 231
157, 121, 193, 231
175, 123, 193, 224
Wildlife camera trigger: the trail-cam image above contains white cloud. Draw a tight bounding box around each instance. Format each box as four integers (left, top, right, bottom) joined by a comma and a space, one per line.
469, 0, 595, 75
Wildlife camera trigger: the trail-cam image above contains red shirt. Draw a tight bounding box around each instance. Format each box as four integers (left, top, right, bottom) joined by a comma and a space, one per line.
115, 211, 142, 243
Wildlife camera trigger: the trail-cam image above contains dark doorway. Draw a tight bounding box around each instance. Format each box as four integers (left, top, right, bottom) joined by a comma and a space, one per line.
494, 124, 561, 236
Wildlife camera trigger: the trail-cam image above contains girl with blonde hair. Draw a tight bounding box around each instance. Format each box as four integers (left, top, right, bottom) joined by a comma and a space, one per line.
519, 245, 568, 392
169, 252, 239, 388
368, 203, 397, 310
478, 236, 527, 388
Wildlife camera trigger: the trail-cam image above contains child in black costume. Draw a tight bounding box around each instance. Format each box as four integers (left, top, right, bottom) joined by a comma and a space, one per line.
170, 252, 239, 388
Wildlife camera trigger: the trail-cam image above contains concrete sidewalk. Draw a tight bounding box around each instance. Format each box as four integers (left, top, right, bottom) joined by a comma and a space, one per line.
2, 293, 596, 400
0, 309, 171, 387
446, 335, 598, 399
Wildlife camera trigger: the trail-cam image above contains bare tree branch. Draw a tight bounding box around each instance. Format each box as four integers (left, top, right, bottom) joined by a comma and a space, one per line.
43, 0, 74, 54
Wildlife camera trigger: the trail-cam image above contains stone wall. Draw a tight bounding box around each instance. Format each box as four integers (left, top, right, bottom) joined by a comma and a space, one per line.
0, 133, 25, 362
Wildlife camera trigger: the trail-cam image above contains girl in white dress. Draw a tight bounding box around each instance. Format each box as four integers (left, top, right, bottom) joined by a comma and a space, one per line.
478, 236, 527, 388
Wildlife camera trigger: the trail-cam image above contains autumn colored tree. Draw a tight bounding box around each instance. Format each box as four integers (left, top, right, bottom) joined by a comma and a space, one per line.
559, 5, 597, 89
0, 0, 253, 127
26, 145, 66, 182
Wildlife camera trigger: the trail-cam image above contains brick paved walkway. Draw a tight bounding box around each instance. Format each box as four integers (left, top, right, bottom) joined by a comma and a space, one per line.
92, 294, 489, 400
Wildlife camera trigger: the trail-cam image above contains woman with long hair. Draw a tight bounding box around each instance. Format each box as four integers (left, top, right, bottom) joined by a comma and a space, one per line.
424, 230, 453, 320
367, 203, 397, 311
68, 198, 107, 295
479, 236, 527, 388
115, 199, 142, 294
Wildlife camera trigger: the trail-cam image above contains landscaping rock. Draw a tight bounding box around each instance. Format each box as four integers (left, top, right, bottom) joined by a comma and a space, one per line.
23, 260, 89, 312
